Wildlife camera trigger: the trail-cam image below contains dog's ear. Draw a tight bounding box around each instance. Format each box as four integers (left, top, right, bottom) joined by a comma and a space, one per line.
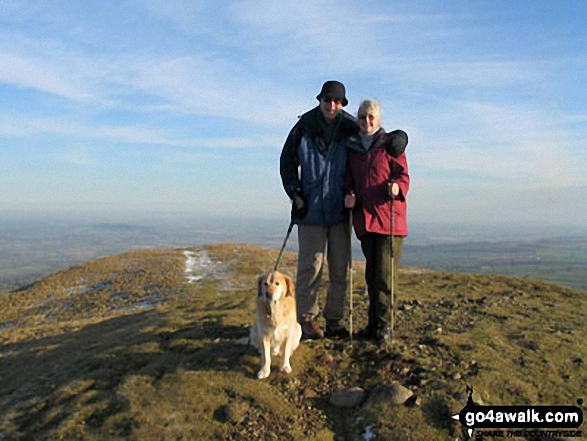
284, 274, 295, 297
257, 275, 266, 297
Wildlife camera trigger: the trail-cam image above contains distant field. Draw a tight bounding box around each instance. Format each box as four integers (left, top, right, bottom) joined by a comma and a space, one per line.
402, 237, 587, 292
1, 217, 586, 292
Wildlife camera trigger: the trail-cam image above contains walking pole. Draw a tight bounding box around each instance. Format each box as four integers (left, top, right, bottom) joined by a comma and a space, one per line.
389, 176, 396, 343
348, 208, 354, 345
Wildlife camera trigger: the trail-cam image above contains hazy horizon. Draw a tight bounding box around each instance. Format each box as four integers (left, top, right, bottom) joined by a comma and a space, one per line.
2, 210, 586, 292
2, 209, 586, 241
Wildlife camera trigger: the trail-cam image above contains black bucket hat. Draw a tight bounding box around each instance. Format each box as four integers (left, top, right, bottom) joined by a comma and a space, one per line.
316, 80, 348, 107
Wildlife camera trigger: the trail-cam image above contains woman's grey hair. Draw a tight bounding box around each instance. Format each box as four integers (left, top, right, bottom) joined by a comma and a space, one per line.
358, 99, 382, 120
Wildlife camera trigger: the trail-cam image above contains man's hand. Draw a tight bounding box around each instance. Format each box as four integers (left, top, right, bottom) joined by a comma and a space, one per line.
292, 193, 308, 219
344, 192, 356, 209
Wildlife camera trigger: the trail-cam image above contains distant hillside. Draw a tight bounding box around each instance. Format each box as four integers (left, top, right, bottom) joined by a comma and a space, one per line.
0, 244, 585, 440
403, 236, 587, 292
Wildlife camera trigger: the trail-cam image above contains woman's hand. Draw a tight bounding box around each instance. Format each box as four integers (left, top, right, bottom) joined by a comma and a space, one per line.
389, 182, 399, 197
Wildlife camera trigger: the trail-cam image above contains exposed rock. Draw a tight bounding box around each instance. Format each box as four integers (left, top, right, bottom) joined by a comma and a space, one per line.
455, 390, 485, 405
471, 390, 484, 405
369, 382, 413, 406
439, 299, 455, 309
224, 401, 248, 424
320, 352, 334, 364
329, 387, 365, 408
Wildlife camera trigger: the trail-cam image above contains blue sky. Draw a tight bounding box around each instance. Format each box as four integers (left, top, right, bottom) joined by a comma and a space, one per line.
1, 0, 585, 230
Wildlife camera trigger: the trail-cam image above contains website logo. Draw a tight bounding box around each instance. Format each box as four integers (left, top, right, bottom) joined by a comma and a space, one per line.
452, 386, 584, 439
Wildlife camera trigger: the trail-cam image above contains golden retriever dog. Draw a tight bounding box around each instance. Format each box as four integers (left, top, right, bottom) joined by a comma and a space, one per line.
250, 271, 302, 379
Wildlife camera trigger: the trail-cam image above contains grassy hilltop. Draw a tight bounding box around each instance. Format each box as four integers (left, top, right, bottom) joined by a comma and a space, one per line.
0, 244, 585, 440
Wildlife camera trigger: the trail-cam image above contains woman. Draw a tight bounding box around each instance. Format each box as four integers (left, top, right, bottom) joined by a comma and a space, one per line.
344, 99, 409, 342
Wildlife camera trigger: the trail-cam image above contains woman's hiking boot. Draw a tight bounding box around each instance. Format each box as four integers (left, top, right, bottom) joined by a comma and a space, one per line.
376, 326, 392, 343
356, 326, 377, 340
356, 325, 391, 343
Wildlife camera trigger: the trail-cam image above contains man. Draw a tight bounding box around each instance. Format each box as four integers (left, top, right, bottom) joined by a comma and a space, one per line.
280, 80, 358, 339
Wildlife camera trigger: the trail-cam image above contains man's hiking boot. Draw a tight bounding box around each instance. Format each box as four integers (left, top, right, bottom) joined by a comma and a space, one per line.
324, 320, 350, 339
301, 318, 324, 340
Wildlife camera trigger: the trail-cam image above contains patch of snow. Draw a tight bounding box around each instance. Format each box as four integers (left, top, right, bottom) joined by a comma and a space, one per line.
0, 321, 14, 334
234, 337, 250, 346
141, 293, 167, 309
363, 426, 376, 440
184, 249, 218, 284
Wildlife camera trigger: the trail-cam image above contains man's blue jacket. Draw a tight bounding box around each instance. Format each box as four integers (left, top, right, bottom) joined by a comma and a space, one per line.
280, 106, 358, 226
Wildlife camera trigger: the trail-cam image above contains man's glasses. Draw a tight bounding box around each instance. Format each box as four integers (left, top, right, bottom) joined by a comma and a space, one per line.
357, 113, 374, 121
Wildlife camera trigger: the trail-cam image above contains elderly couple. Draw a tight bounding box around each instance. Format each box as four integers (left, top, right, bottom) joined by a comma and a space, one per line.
280, 80, 409, 343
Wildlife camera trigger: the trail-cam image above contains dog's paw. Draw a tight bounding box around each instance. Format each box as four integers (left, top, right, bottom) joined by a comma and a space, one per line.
279, 364, 292, 374
257, 368, 270, 379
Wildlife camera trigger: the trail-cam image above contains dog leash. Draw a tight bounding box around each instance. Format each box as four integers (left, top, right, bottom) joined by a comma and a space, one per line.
273, 219, 295, 272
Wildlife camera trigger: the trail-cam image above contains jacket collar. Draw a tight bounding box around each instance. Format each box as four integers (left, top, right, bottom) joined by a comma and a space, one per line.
299, 106, 358, 141
346, 127, 386, 153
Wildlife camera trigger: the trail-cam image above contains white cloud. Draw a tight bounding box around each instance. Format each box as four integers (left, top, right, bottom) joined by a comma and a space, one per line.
0, 2, 550, 129
0, 51, 100, 102
0, 114, 283, 149
390, 58, 546, 91
401, 94, 587, 196
0, 43, 307, 126
0, 114, 163, 143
